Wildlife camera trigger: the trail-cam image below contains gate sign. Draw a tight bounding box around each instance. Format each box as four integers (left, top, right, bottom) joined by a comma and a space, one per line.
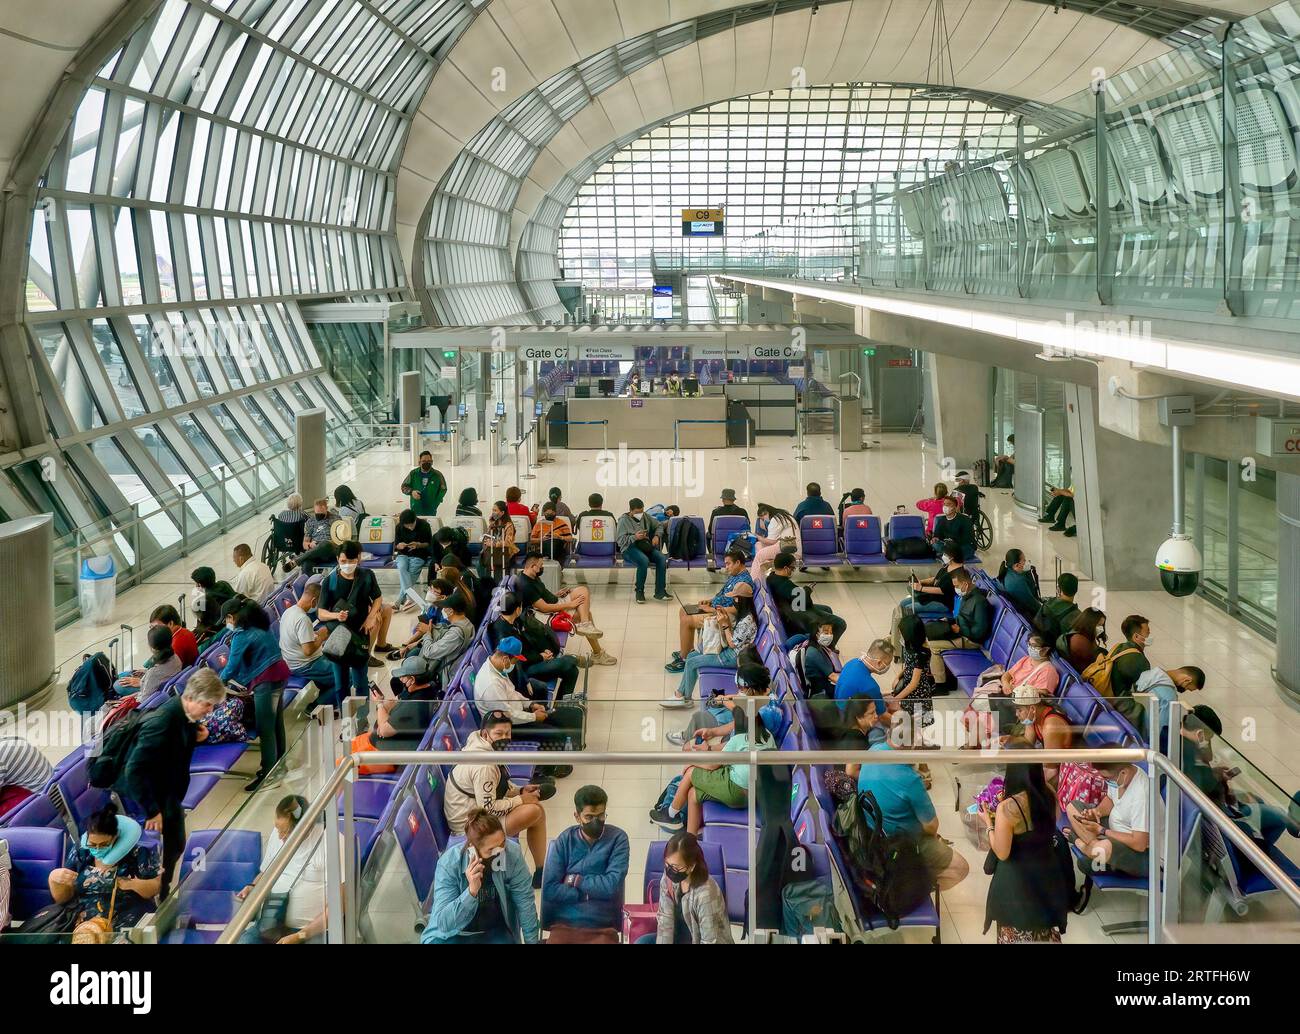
746, 343, 805, 360
681, 207, 724, 236
518, 343, 570, 362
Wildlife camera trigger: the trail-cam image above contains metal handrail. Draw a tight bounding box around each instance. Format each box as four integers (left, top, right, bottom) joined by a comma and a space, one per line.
215, 741, 1300, 944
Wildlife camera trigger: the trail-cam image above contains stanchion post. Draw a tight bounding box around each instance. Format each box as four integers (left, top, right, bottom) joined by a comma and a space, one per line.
793, 408, 809, 461
741, 418, 755, 462
671, 419, 684, 463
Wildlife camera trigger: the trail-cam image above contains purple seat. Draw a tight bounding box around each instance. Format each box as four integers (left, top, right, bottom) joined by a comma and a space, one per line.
339, 778, 397, 822
190, 742, 247, 774
182, 773, 222, 812
844, 515, 887, 565
0, 791, 63, 831
413, 763, 453, 851
162, 828, 262, 940
885, 515, 926, 544
701, 800, 764, 827
711, 516, 750, 568
2, 826, 68, 922
798, 515, 842, 566
393, 796, 439, 909
56, 758, 113, 835
573, 514, 618, 568
643, 839, 725, 904
665, 516, 708, 568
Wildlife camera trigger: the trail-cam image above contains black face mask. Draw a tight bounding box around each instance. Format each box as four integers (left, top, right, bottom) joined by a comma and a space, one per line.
665, 864, 689, 884
490, 739, 510, 751
581, 818, 605, 839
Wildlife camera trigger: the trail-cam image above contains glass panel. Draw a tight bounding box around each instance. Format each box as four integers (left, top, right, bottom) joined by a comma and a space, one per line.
1237, 467, 1278, 625
1200, 456, 1231, 598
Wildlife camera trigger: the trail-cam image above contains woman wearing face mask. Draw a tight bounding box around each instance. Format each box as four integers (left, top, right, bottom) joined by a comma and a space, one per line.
1063, 607, 1107, 671
661, 595, 757, 713
651, 707, 774, 833
236, 794, 314, 943
479, 500, 517, 578
189, 565, 236, 645
963, 633, 1060, 748
889, 616, 938, 780
997, 548, 1041, 619
915, 482, 950, 536
35, 803, 161, 942
640, 830, 732, 944
668, 662, 773, 750
422, 808, 540, 944
750, 502, 798, 581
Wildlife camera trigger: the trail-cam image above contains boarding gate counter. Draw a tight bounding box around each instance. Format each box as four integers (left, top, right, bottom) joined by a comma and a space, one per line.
562, 395, 730, 448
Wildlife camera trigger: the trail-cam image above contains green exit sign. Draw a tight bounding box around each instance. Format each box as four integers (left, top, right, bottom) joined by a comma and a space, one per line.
441, 350, 456, 360
862, 348, 876, 357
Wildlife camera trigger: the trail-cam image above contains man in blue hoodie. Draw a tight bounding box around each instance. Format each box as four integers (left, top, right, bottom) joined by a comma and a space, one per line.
541, 785, 629, 943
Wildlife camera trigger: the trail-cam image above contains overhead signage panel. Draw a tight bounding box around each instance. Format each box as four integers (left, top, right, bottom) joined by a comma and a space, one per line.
577, 342, 636, 361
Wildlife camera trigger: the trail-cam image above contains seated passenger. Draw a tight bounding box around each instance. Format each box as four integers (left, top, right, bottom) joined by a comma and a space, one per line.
793, 481, 834, 522
546, 486, 574, 521
766, 552, 846, 646
952, 472, 981, 517
115, 625, 183, 698
432, 525, 473, 570
541, 784, 630, 944
839, 486, 873, 522
40, 802, 161, 941
479, 499, 518, 577
1066, 761, 1149, 878
1134, 664, 1206, 745
644, 830, 732, 944
997, 548, 1041, 619
661, 595, 756, 712
149, 604, 198, 667
369, 655, 442, 749
406, 590, 474, 691
0, 734, 53, 815
650, 706, 773, 834
668, 548, 753, 671
1003, 686, 1073, 787
930, 493, 975, 561
964, 633, 1060, 748
1106, 614, 1153, 724
888, 618, 937, 762
707, 488, 749, 543
841, 698, 888, 777
517, 551, 613, 664
576, 492, 614, 521
435, 555, 480, 623
1062, 607, 1107, 671
393, 508, 434, 606
892, 540, 963, 640
276, 492, 307, 527
856, 739, 969, 892
281, 497, 339, 574
1039, 483, 1076, 536
455, 487, 481, 516
189, 565, 235, 643
236, 794, 335, 944
750, 502, 797, 581
443, 712, 554, 890
504, 485, 532, 522
277, 580, 341, 709
492, 592, 579, 701
423, 807, 540, 944
924, 567, 991, 684
333, 485, 365, 536
472, 638, 585, 759
617, 497, 669, 604
825, 640, 894, 719
529, 502, 574, 565
915, 482, 950, 536
795, 619, 840, 699
666, 662, 773, 750
230, 541, 275, 606
1032, 571, 1080, 642
991, 433, 1015, 487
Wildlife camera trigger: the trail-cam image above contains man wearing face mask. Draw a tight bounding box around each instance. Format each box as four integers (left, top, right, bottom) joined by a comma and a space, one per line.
810, 640, 893, 745
1066, 761, 1149, 878
317, 541, 386, 698
541, 785, 630, 943
400, 450, 447, 518
1003, 686, 1073, 787
413, 591, 475, 692
443, 712, 555, 891
472, 637, 585, 763
1107, 615, 1154, 725
930, 494, 975, 562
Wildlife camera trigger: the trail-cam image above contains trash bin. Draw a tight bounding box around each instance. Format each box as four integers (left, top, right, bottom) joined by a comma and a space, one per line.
78, 555, 118, 624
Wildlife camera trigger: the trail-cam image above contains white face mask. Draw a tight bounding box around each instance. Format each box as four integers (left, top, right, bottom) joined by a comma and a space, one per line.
817, 633, 834, 646
425, 590, 440, 604
1141, 635, 1152, 646
940, 555, 952, 565
1029, 646, 1048, 660
339, 562, 357, 575
502, 663, 515, 675
441, 610, 454, 623
1106, 780, 1121, 801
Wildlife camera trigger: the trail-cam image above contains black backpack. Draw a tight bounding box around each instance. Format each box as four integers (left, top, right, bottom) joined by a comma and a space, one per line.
1033, 599, 1079, 641
834, 789, 933, 928
67, 652, 115, 714
668, 517, 702, 567
87, 710, 146, 789
885, 537, 932, 562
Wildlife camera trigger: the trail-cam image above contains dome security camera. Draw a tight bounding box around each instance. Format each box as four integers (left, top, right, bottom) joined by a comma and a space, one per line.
1155, 534, 1201, 598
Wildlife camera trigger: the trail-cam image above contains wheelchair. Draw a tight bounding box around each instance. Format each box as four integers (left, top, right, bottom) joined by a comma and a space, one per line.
974, 509, 993, 552
260, 516, 305, 572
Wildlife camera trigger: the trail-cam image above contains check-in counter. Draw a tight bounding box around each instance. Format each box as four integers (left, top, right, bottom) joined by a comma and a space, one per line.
565, 396, 729, 448
723, 378, 796, 434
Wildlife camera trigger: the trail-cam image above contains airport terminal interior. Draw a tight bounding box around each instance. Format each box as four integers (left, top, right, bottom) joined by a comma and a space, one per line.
2, 0, 1300, 947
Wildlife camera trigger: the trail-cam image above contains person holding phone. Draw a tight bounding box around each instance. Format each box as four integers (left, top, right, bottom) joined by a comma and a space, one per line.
422, 808, 539, 944
1065, 761, 1149, 877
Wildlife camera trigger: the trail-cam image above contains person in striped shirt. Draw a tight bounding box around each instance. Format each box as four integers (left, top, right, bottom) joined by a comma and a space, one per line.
0, 736, 53, 816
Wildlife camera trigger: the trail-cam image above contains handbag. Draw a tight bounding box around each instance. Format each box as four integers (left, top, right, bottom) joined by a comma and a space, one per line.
549, 612, 574, 634
350, 731, 396, 775
322, 572, 369, 664
698, 616, 724, 656
72, 875, 118, 945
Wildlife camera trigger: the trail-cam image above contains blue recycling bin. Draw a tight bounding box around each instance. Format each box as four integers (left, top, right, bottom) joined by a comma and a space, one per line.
78, 555, 118, 623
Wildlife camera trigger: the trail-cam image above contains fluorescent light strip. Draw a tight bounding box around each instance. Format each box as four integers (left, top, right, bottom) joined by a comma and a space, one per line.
728, 276, 1300, 399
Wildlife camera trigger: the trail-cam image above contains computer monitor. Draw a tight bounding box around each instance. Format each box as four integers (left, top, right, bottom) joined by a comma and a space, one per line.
683, 377, 699, 396
598, 378, 615, 397
574, 384, 591, 398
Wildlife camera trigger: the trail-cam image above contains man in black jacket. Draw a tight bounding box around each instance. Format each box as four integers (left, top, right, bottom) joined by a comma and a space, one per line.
491, 591, 580, 701
924, 568, 992, 683
707, 488, 749, 544
765, 552, 846, 647
116, 669, 226, 898
930, 494, 976, 561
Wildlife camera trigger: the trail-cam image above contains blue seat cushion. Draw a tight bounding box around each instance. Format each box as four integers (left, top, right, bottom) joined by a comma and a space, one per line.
938, 650, 988, 679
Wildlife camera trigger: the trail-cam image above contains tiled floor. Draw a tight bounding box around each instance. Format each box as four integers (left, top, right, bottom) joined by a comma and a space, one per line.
31, 428, 1298, 942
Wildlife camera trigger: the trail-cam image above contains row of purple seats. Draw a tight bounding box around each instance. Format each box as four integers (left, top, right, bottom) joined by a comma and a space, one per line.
161, 828, 262, 943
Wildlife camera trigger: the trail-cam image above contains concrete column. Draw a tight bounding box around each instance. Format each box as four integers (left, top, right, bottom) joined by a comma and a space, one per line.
1277, 471, 1300, 697
0, 516, 54, 708
295, 407, 327, 504
930, 353, 992, 471
1065, 384, 1175, 590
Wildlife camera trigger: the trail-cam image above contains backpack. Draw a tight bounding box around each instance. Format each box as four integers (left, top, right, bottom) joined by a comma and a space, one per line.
1033, 599, 1079, 641
1080, 644, 1143, 698
86, 711, 146, 789
645, 503, 668, 521
781, 877, 838, 938
67, 653, 115, 714
668, 518, 703, 567
885, 538, 932, 562
724, 531, 755, 559
833, 789, 932, 928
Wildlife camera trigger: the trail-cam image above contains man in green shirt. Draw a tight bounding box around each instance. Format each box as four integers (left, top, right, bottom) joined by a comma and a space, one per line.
401, 451, 447, 518
1109, 614, 1153, 725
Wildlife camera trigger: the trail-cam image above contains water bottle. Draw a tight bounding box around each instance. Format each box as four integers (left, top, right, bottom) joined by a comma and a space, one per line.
564, 736, 573, 752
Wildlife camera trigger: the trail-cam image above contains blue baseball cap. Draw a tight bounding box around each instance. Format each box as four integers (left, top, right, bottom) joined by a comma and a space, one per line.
495, 636, 526, 660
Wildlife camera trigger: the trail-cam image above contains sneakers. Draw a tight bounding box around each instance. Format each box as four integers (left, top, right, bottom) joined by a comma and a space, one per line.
649, 806, 684, 828
635, 591, 646, 604
659, 695, 691, 709
664, 658, 686, 673
366, 655, 384, 668
591, 651, 618, 666
1037, 515, 1055, 524
1063, 526, 1077, 538
665, 730, 688, 746
652, 593, 672, 602
574, 621, 603, 638
1049, 523, 1068, 532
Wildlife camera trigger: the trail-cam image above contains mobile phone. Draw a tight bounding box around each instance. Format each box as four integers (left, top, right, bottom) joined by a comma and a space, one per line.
466, 844, 478, 862
1223, 766, 1242, 780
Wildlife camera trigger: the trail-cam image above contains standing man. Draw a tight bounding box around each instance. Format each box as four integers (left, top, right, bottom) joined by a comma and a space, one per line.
401, 450, 447, 518
116, 669, 226, 898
